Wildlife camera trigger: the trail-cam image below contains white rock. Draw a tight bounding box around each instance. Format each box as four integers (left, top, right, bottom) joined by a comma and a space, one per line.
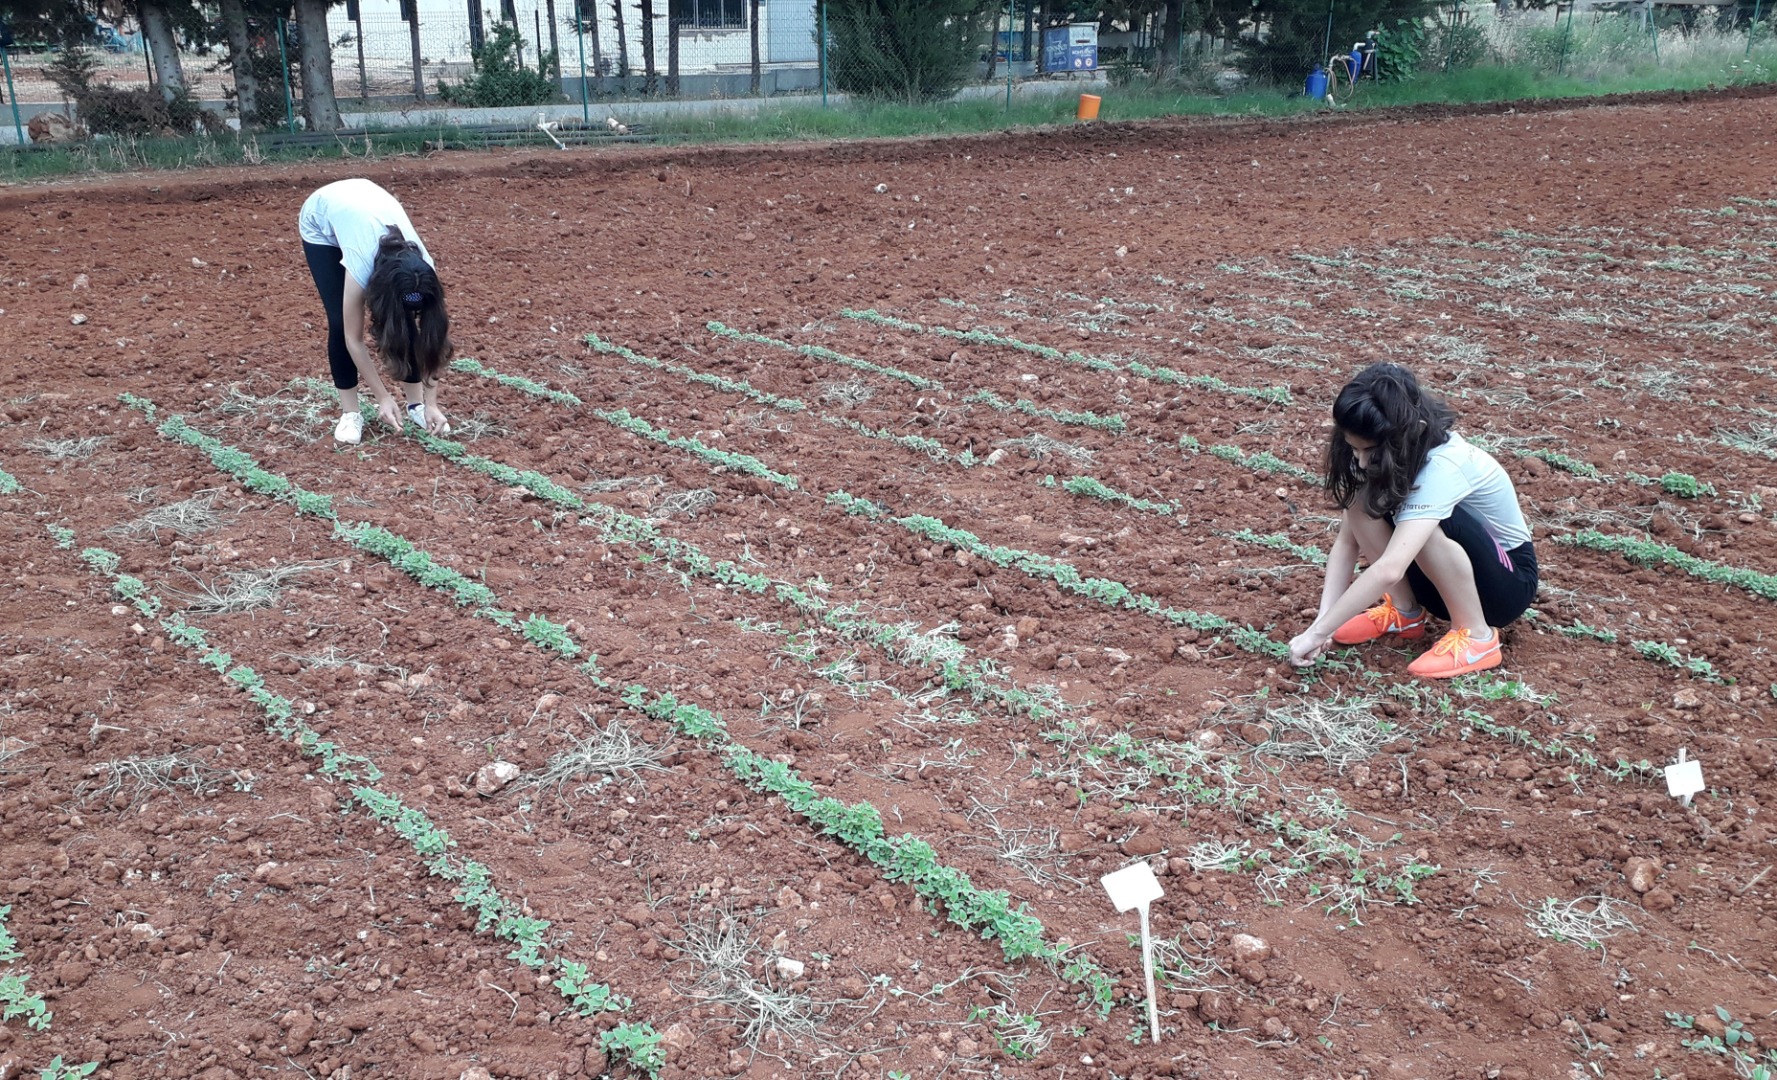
70, 313, 88, 325
1231, 932, 1272, 964
873, 183, 889, 194
72, 273, 90, 290
776, 957, 805, 979
474, 760, 521, 796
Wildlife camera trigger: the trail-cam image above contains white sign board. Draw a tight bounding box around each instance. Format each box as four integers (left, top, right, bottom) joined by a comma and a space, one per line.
1665, 747, 1705, 807
1101, 862, 1164, 1043
1102, 861, 1163, 912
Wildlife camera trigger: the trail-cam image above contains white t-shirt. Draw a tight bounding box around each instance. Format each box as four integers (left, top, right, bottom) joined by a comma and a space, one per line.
297, 179, 434, 289
1395, 432, 1532, 549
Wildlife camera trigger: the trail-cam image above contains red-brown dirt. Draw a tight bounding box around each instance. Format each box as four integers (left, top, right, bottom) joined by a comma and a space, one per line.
3, 90, 1777, 1080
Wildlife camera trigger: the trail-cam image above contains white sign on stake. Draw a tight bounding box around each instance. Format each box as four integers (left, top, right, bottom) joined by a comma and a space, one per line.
1101, 861, 1163, 1044
1665, 747, 1705, 807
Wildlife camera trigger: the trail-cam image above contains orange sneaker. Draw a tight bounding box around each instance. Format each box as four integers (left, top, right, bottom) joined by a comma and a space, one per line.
1332, 593, 1428, 645
1407, 626, 1502, 679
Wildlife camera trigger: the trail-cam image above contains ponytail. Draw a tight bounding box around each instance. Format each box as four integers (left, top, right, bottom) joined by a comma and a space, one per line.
365, 226, 453, 385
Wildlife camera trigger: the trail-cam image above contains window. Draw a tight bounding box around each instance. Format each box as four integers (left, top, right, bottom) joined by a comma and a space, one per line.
672, 0, 746, 30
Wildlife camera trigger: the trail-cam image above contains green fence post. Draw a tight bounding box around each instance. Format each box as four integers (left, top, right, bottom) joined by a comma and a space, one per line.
819, 1, 828, 107
1748, 0, 1763, 56
2, 48, 22, 148
1004, 0, 1014, 110
576, 0, 590, 124
1556, 0, 1574, 75
278, 17, 297, 133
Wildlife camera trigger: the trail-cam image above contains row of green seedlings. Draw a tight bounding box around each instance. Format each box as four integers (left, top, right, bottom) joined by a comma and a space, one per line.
501, 342, 1747, 694
317, 377, 1472, 930
1539, 616, 1730, 684
130, 397, 1124, 1033
1035, 716, 1439, 926
449, 358, 1294, 664
706, 321, 942, 390
1, 906, 64, 1080
840, 308, 1296, 406
281, 374, 1057, 724
1278, 241, 1762, 344
70, 535, 663, 1072
1399, 674, 1655, 781
465, 348, 1727, 692
581, 334, 981, 465
1065, 283, 1711, 494
1557, 528, 1777, 603
703, 328, 1121, 449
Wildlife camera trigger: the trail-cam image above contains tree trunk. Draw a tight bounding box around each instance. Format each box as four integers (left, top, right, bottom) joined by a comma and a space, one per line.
638, 0, 656, 94
984, 3, 999, 80
611, 0, 629, 81
749, 0, 760, 94
137, 1, 187, 104
294, 0, 341, 130
408, 5, 426, 99
219, 0, 260, 127
666, 0, 679, 96
546, 0, 562, 78
583, 0, 603, 86
1159, 1, 1182, 78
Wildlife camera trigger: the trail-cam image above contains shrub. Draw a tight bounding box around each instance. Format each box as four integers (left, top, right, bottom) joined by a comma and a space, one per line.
438, 22, 559, 108
826, 0, 996, 102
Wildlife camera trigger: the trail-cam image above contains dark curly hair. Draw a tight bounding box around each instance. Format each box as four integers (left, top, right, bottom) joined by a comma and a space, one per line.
1325, 363, 1455, 518
364, 226, 452, 385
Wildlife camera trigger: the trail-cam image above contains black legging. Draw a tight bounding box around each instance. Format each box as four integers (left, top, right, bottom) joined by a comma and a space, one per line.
302, 241, 360, 391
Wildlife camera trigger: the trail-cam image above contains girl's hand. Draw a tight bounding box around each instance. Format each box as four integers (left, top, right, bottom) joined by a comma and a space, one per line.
423, 405, 450, 435
1288, 629, 1331, 669
374, 394, 403, 430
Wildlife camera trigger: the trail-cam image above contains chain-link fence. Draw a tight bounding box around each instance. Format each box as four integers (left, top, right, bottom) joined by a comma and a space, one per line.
6, 0, 1772, 145
2, 0, 1120, 144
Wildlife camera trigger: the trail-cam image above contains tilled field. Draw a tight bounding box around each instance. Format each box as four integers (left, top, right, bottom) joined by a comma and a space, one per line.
3, 89, 1777, 1080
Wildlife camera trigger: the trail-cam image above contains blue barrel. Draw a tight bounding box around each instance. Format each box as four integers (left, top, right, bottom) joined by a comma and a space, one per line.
1305, 67, 1327, 100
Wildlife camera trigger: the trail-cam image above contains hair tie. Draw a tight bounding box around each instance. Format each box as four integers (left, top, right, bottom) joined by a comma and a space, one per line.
403, 291, 425, 309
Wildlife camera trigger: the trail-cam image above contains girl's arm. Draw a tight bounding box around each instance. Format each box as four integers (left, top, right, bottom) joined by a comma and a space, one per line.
341, 279, 402, 428
420, 379, 448, 433
1316, 522, 1361, 620
1291, 517, 1441, 665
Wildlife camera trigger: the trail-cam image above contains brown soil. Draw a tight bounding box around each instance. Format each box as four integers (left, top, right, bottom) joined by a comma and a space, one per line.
3, 91, 1777, 1080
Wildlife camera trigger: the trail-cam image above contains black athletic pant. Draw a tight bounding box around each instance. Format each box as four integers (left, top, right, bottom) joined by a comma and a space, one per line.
1400, 503, 1539, 628
302, 241, 360, 391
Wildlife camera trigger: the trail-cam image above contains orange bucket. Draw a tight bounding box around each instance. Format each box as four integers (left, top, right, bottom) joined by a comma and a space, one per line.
1076, 93, 1102, 121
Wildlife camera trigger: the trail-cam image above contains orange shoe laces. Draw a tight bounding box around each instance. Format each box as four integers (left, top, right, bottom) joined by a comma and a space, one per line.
1431, 627, 1475, 657
1365, 594, 1410, 631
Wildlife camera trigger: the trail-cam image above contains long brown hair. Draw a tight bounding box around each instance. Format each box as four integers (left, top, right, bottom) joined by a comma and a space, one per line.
365, 226, 452, 385
1325, 363, 1455, 518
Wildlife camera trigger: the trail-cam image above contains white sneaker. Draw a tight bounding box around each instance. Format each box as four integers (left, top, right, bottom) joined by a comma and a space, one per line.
334, 412, 364, 445
409, 402, 451, 436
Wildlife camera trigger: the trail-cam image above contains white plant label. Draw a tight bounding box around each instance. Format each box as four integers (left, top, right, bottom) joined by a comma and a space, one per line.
1101, 862, 1163, 1043
1102, 862, 1163, 912
1664, 747, 1705, 807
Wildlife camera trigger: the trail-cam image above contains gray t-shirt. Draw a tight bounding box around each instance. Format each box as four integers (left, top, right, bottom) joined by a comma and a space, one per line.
297, 179, 434, 289
1395, 432, 1532, 549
